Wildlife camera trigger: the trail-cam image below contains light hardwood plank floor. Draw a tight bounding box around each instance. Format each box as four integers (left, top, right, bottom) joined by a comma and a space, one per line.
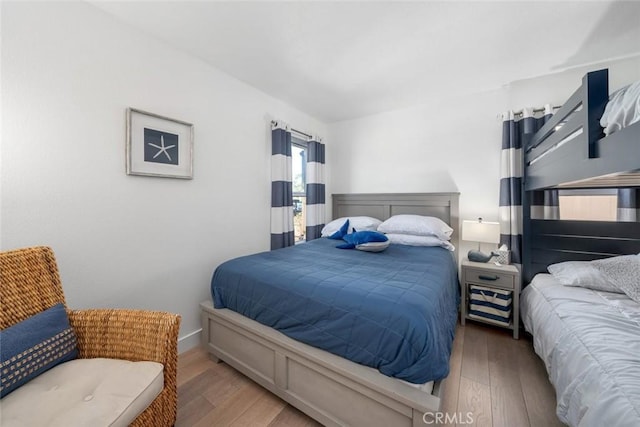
176, 322, 564, 427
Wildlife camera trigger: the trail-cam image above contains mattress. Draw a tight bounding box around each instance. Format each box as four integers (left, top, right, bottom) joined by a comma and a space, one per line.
211, 237, 459, 384
521, 274, 640, 427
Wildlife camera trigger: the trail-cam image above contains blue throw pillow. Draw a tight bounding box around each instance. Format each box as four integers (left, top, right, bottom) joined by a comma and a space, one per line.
0, 303, 78, 397
336, 230, 389, 250
328, 219, 350, 240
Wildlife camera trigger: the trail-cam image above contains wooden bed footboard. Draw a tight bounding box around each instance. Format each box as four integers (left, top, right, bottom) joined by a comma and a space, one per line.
200, 301, 445, 427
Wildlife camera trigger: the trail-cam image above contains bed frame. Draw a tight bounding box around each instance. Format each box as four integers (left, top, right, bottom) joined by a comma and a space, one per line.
524, 68, 640, 191
522, 68, 640, 283
201, 192, 459, 427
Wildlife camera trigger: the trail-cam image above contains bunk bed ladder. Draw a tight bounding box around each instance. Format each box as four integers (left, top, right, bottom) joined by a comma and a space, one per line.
584, 69, 609, 158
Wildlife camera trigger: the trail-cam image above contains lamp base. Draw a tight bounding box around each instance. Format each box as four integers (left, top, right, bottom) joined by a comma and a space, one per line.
467, 250, 499, 263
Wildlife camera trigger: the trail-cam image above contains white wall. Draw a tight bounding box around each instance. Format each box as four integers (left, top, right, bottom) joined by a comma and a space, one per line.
3, 1, 638, 352
1, 1, 326, 351
327, 55, 639, 260
327, 89, 507, 258
507, 56, 640, 110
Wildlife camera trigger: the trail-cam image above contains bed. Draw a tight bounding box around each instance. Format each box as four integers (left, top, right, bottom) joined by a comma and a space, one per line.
200, 192, 460, 426
521, 273, 640, 427
523, 68, 640, 283
524, 68, 639, 195
520, 68, 640, 426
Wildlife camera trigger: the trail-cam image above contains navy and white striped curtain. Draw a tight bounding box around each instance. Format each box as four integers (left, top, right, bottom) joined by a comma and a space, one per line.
271, 124, 294, 250
305, 140, 326, 240
499, 105, 554, 264
530, 190, 560, 220
617, 189, 640, 221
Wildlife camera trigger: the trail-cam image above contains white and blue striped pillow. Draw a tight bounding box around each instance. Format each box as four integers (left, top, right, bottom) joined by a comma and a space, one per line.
0, 303, 78, 397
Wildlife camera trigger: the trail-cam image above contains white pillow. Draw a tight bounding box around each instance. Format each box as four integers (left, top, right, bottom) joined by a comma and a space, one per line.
547, 261, 622, 294
320, 216, 382, 237
600, 81, 640, 135
592, 254, 640, 303
377, 215, 453, 241
356, 241, 390, 253
386, 234, 455, 251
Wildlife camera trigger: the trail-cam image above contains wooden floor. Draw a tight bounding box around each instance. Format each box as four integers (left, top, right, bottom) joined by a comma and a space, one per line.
176, 322, 565, 427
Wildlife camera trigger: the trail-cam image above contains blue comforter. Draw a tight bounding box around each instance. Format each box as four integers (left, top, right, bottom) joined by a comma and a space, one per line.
211, 238, 459, 383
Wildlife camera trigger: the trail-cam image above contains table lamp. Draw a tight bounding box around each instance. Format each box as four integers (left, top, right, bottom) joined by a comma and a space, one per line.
462, 218, 500, 262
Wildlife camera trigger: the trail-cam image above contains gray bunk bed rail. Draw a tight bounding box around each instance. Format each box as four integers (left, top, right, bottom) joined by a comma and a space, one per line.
525, 68, 639, 190
522, 68, 640, 283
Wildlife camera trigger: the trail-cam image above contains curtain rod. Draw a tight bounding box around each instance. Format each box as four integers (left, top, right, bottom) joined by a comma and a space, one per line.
291, 128, 312, 139
271, 120, 312, 139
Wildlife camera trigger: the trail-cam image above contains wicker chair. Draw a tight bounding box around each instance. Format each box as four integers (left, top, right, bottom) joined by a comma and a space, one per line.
0, 246, 181, 426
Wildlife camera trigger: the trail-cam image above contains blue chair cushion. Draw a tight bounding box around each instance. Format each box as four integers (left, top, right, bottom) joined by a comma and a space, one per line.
0, 303, 78, 397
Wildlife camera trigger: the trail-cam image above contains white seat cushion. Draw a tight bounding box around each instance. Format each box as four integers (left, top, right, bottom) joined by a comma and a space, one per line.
0, 358, 164, 427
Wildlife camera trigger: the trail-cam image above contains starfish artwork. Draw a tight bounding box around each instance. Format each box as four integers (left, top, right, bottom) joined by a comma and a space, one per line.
149, 135, 175, 161
143, 128, 179, 165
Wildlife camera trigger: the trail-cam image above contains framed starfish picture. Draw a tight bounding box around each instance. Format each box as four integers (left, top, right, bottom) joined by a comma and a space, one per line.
126, 108, 194, 179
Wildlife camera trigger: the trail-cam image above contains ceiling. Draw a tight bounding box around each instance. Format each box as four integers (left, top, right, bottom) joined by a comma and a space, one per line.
90, 1, 640, 123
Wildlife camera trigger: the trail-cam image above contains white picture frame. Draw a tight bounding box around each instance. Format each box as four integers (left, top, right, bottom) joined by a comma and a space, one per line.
126, 108, 194, 179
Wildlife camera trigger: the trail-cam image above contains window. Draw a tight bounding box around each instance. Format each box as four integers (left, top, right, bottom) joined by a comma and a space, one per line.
291, 137, 307, 243
558, 189, 617, 221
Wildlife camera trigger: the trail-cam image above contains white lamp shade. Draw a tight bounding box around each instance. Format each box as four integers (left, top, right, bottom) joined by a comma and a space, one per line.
462, 220, 500, 244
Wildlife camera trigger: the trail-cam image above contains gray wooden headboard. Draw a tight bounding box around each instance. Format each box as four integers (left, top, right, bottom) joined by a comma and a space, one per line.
331, 192, 460, 258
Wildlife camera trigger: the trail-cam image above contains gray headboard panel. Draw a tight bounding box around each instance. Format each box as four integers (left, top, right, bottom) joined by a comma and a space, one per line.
331, 193, 460, 259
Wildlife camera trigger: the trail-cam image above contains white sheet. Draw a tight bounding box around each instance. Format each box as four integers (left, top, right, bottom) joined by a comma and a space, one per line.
521, 274, 640, 427
600, 81, 640, 135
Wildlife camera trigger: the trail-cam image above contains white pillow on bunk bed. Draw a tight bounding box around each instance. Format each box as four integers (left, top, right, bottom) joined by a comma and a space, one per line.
600, 80, 640, 135
591, 254, 640, 304
548, 254, 640, 302
547, 261, 622, 293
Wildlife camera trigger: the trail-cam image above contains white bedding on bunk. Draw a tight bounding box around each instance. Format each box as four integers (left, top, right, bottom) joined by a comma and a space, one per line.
521, 273, 640, 427
600, 80, 640, 135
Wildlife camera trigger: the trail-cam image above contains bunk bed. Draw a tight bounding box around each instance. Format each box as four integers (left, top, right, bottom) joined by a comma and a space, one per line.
520, 69, 640, 427
200, 193, 460, 427
522, 68, 640, 282
524, 69, 639, 193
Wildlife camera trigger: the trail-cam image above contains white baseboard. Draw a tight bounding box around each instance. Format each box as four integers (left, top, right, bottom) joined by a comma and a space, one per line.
178, 328, 202, 354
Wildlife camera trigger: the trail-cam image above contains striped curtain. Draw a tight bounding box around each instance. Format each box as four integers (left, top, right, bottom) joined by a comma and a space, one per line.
530, 190, 560, 220
271, 124, 294, 250
499, 105, 553, 264
305, 140, 326, 240
617, 189, 640, 221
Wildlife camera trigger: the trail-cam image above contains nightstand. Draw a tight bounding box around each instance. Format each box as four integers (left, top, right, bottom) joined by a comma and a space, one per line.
461, 259, 521, 339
